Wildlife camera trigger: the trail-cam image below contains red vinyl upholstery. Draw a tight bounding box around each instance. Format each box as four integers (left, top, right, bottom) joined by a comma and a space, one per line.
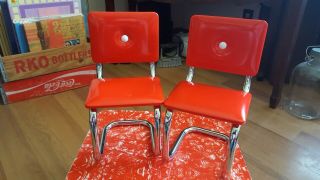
86, 77, 164, 108
187, 15, 268, 76
88, 12, 159, 63
85, 12, 163, 160
164, 81, 252, 125
164, 15, 268, 125
86, 12, 163, 109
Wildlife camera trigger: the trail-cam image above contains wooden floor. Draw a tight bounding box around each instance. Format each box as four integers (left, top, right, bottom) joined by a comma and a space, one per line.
1, 63, 320, 180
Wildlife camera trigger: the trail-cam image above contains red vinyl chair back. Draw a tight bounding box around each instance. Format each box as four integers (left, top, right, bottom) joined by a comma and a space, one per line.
88, 12, 159, 63
187, 15, 268, 76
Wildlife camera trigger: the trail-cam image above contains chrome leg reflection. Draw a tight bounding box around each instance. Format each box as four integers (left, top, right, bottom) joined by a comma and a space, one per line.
154, 107, 161, 155
89, 109, 101, 160
163, 110, 173, 161
226, 125, 241, 179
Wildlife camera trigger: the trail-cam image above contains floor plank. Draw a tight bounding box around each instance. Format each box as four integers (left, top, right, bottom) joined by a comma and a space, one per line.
1, 63, 320, 179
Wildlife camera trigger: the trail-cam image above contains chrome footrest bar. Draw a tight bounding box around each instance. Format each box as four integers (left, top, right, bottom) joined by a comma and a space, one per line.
89, 108, 161, 159
169, 126, 229, 158
99, 120, 156, 154
163, 110, 241, 179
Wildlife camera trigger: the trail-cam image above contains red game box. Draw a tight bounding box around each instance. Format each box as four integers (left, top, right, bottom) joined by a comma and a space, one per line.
0, 65, 96, 104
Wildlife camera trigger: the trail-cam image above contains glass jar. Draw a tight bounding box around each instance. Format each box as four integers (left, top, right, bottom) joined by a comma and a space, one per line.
284, 46, 320, 120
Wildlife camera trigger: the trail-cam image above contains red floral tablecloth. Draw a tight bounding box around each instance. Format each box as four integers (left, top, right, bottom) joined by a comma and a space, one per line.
66, 110, 251, 180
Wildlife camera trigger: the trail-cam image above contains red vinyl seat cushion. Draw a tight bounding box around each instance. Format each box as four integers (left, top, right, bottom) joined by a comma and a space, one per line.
164, 81, 252, 125
85, 77, 164, 108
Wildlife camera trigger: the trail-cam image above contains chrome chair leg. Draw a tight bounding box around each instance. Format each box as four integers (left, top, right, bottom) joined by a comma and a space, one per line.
154, 107, 161, 155
162, 110, 240, 179
226, 125, 241, 178
99, 120, 156, 154
163, 110, 173, 161
89, 109, 101, 160
89, 109, 162, 159
170, 127, 229, 158
163, 110, 230, 162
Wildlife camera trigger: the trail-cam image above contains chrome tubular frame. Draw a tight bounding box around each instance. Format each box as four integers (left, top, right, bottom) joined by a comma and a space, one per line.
89, 109, 101, 160
226, 125, 241, 179
243, 76, 251, 93
163, 114, 241, 179
88, 62, 162, 159
163, 67, 246, 178
150, 62, 156, 78
170, 126, 229, 158
163, 110, 173, 161
154, 107, 161, 154
163, 110, 231, 160
186, 66, 195, 82
88, 108, 161, 160
99, 119, 157, 154
96, 63, 103, 79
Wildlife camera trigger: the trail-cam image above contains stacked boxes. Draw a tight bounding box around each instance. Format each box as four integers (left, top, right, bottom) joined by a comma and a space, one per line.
24, 15, 87, 51
0, 43, 95, 104
0, 1, 95, 104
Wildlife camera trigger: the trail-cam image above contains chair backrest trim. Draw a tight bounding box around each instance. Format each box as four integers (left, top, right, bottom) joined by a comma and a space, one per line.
96, 63, 103, 79
242, 76, 252, 93
186, 66, 195, 82
185, 65, 252, 93
95, 62, 157, 79
150, 62, 156, 78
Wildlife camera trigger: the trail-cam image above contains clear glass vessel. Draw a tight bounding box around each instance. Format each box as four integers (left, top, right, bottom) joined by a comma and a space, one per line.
284, 47, 320, 120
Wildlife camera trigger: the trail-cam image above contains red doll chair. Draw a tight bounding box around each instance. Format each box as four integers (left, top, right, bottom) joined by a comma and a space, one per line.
163, 15, 268, 178
86, 12, 164, 160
